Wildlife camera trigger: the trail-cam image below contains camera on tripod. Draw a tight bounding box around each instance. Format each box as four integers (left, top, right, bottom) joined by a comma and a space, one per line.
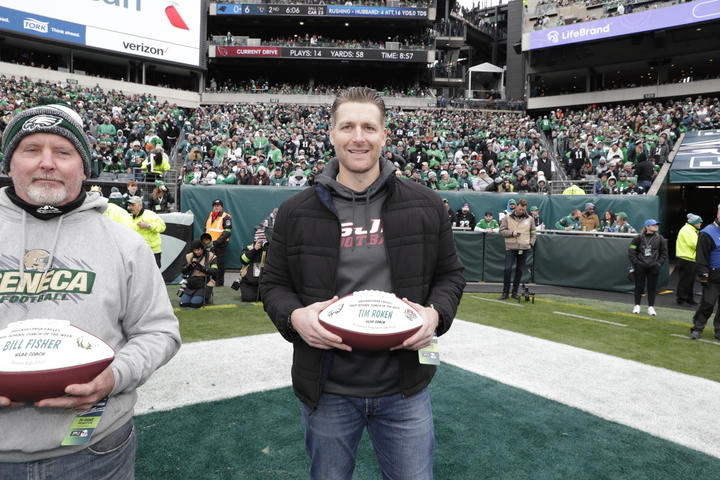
520, 283, 535, 303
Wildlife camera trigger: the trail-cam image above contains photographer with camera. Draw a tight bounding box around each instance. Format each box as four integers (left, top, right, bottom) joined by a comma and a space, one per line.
179, 239, 218, 308
235, 229, 269, 302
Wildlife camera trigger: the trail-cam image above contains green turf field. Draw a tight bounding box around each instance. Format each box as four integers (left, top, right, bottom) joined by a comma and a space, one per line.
167, 286, 719, 383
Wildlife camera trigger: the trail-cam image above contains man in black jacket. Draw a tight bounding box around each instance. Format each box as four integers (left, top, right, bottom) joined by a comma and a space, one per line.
259, 87, 465, 480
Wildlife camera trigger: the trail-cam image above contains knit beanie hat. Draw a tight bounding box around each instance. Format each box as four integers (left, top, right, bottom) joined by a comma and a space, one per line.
2, 104, 92, 177
687, 213, 702, 225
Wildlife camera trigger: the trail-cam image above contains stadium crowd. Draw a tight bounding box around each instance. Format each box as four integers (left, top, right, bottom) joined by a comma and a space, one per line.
1, 74, 719, 197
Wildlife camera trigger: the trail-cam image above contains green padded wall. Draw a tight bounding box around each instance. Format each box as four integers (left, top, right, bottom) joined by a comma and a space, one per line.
181, 186, 664, 293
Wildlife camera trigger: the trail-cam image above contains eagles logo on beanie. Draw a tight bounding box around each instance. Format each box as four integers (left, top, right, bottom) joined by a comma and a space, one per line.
1, 104, 92, 177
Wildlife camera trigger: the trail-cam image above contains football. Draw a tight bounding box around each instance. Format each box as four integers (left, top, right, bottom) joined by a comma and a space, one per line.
0, 319, 115, 402
318, 290, 424, 350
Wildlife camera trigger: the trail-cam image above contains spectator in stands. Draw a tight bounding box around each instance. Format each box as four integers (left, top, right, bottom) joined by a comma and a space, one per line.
442, 198, 457, 225
600, 176, 620, 194
616, 172, 629, 191
104, 152, 125, 174
217, 165, 237, 185
615, 212, 636, 233
236, 168, 252, 185
426, 171, 440, 190
288, 168, 308, 187
594, 172, 609, 195
556, 209, 582, 231
477, 211, 500, 233
599, 210, 617, 232
498, 176, 514, 193
438, 170, 458, 190
122, 181, 139, 210
580, 202, 600, 231
535, 175, 550, 194
606, 142, 624, 165
472, 169, 493, 191
185, 165, 204, 185
634, 154, 655, 191
529, 206, 544, 230
620, 161, 635, 178
623, 176, 645, 195
455, 203, 477, 230
568, 140, 589, 180
533, 149, 554, 180
270, 167, 288, 186
651, 134, 670, 165
252, 166, 271, 185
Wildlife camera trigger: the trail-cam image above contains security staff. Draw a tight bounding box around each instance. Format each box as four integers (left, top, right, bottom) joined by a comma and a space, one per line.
690, 205, 720, 340
205, 199, 232, 286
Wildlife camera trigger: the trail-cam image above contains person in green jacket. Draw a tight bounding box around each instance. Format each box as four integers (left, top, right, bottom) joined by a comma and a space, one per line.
676, 213, 703, 306
476, 211, 500, 233
128, 196, 166, 268
556, 209, 582, 230
438, 170, 458, 190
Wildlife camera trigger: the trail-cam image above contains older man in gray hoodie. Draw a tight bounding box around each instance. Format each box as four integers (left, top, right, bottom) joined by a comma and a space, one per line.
0, 103, 181, 479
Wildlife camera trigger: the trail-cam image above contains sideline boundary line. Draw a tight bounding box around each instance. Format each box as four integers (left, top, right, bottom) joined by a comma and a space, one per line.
670, 334, 720, 346
553, 311, 627, 327
471, 295, 524, 307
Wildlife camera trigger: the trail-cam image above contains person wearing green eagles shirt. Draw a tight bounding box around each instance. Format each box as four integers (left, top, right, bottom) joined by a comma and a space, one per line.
438, 170, 458, 190
477, 211, 500, 233
267, 140, 282, 165
215, 139, 230, 162
97, 117, 116, 137
253, 130, 268, 150
556, 209, 582, 231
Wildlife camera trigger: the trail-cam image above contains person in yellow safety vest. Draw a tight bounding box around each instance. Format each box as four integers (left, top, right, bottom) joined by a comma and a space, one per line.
128, 195, 167, 268
676, 213, 703, 306
205, 199, 232, 286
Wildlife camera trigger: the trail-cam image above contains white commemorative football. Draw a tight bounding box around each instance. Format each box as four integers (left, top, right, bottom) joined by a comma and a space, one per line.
318, 290, 424, 350
0, 319, 115, 401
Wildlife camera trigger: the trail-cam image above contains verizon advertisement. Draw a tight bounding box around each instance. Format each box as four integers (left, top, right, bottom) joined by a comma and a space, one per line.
212, 45, 428, 62
0, 0, 203, 67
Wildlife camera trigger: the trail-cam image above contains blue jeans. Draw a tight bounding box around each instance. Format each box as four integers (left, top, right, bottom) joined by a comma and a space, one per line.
302, 388, 434, 480
504, 249, 527, 295
0, 419, 136, 480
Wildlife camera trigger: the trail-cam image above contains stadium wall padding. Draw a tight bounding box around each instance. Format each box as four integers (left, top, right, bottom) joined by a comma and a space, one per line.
181, 186, 663, 292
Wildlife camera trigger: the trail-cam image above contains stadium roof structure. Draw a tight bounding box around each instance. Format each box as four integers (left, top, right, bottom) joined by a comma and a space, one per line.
669, 131, 720, 184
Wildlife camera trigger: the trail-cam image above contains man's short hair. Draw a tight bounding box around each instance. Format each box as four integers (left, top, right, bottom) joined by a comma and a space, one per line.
330, 87, 386, 127
517, 199, 528, 207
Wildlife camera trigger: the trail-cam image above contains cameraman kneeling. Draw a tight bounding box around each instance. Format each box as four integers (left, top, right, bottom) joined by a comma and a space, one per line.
180, 239, 218, 307
238, 231, 268, 302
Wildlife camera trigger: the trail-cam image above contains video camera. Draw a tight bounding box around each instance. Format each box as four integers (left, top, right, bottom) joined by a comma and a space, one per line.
520, 283, 535, 304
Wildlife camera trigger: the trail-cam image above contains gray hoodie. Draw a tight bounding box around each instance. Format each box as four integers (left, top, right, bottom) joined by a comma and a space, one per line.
315, 158, 401, 398
0, 188, 181, 462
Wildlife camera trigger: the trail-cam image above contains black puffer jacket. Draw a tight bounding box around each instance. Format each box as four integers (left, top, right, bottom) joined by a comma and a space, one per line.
629, 232, 668, 269
260, 159, 465, 410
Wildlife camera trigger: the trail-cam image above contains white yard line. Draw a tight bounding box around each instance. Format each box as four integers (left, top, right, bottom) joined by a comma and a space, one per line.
553, 311, 627, 327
